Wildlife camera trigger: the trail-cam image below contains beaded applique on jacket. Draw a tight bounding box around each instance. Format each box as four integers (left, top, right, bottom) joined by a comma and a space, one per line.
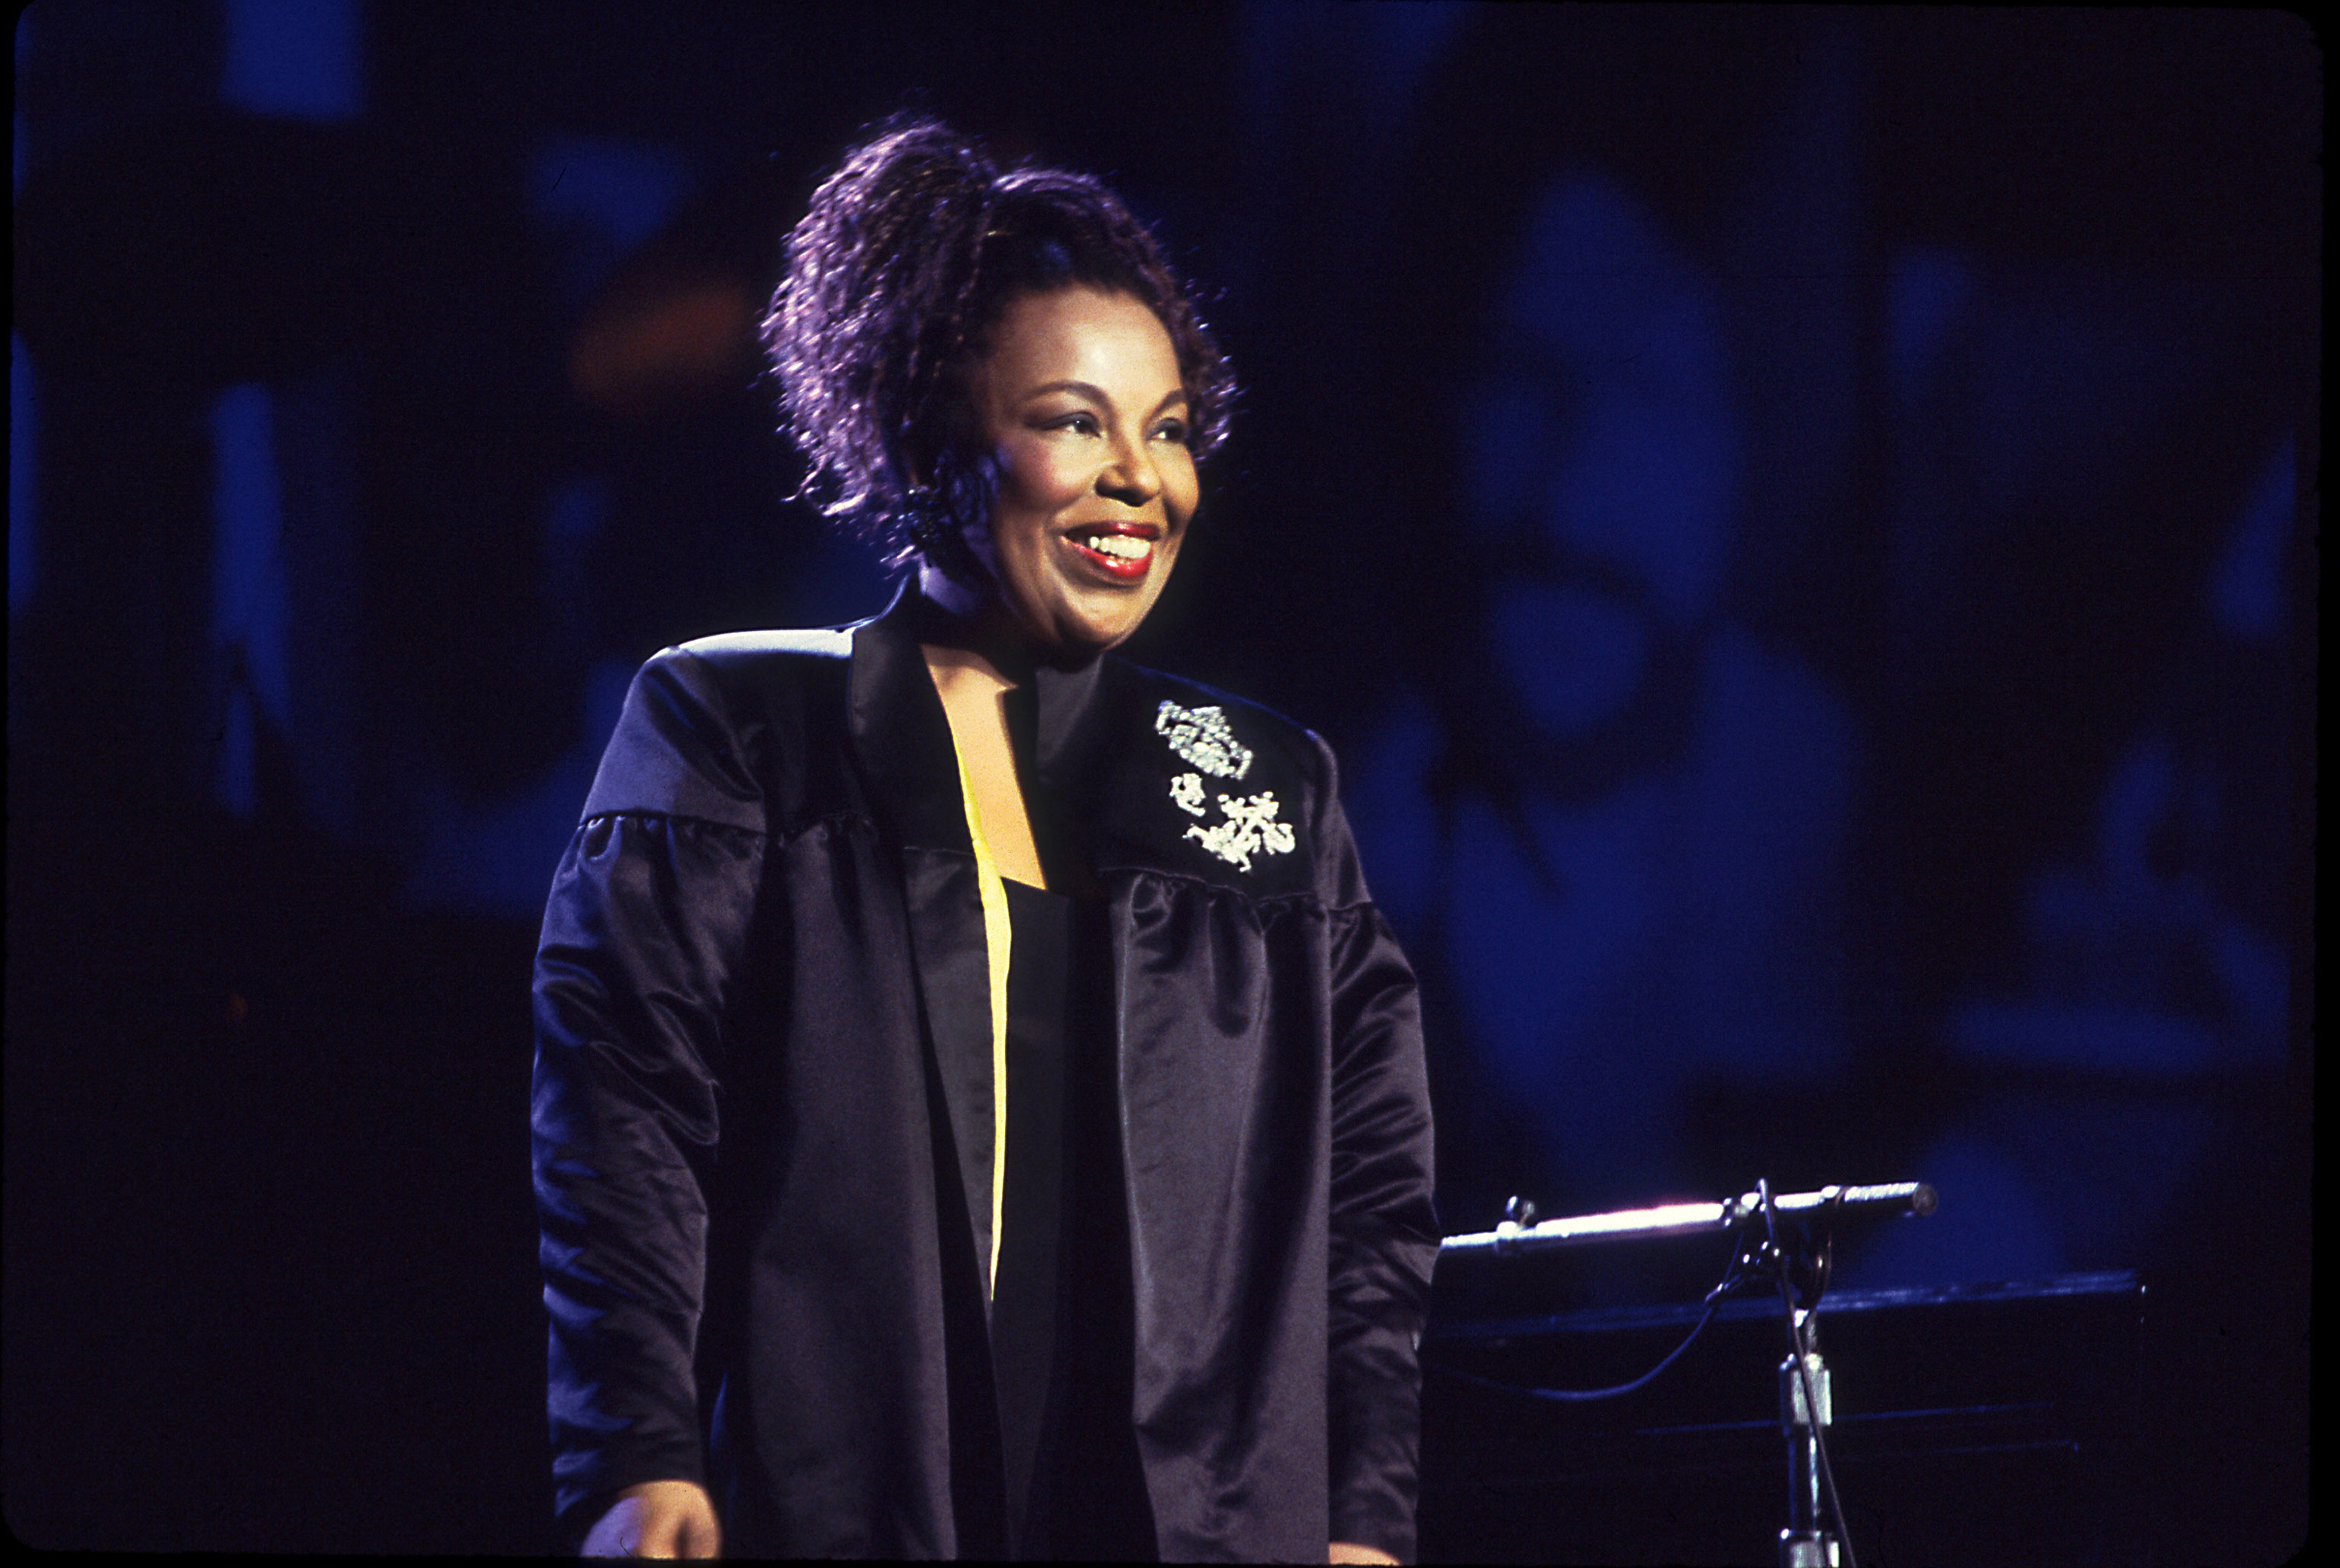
1157, 700, 1297, 873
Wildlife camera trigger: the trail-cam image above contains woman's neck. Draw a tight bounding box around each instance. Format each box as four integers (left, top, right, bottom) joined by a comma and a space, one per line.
909, 567, 1040, 684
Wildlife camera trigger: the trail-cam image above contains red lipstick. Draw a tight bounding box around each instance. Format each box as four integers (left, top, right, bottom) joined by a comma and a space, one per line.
1063, 523, 1160, 583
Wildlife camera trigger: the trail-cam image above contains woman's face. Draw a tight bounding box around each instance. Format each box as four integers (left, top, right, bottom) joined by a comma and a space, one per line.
959, 285, 1199, 657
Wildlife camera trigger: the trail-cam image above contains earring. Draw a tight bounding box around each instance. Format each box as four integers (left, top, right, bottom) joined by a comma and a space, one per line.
900, 488, 988, 586
901, 489, 954, 555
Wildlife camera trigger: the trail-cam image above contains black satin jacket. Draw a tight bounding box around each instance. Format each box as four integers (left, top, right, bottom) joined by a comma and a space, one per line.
531, 590, 1438, 1560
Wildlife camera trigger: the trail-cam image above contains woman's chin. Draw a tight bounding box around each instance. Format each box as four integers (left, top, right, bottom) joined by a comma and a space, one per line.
999, 583, 1138, 659
1058, 601, 1156, 657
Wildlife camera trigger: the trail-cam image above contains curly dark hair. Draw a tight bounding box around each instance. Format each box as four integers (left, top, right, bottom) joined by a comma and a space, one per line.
763, 115, 1235, 575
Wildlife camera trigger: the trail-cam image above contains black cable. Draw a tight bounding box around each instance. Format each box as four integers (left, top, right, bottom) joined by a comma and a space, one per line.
1425, 1227, 1750, 1403
1427, 1286, 1730, 1403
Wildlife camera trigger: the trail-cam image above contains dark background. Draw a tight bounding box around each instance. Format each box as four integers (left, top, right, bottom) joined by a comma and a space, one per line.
8, 2, 2315, 1558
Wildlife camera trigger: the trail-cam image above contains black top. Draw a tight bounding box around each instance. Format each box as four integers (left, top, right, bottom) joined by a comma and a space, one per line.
995, 877, 1154, 1559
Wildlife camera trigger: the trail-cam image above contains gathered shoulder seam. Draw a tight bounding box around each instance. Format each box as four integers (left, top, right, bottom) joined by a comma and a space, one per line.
1098, 861, 1379, 918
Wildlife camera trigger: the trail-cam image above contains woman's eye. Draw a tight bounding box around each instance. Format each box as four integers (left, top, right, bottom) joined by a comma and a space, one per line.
1051, 413, 1100, 435
1153, 421, 1190, 444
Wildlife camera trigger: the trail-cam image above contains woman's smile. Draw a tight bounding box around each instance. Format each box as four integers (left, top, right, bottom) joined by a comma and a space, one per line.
1061, 521, 1163, 581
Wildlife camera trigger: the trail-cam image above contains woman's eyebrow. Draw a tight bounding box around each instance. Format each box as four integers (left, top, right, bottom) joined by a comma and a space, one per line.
1019, 380, 1191, 417
1021, 378, 1108, 403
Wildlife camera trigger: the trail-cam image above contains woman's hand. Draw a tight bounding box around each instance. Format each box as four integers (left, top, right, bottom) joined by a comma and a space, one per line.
582, 1480, 722, 1558
1330, 1542, 1401, 1565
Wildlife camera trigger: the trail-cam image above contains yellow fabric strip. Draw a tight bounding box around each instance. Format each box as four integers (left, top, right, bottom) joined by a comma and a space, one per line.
946, 729, 1012, 1301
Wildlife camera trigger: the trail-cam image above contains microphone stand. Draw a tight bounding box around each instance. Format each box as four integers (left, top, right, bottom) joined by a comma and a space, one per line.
1441, 1180, 1936, 1568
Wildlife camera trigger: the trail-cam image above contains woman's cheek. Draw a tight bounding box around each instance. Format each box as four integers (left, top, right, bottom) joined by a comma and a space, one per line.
1034, 445, 1094, 508
995, 437, 1068, 512
1173, 452, 1200, 517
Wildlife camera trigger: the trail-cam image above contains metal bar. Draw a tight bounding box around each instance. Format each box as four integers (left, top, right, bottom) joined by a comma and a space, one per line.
1440, 1182, 1934, 1257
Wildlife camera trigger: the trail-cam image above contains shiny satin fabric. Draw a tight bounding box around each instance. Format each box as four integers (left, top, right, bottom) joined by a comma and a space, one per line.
531, 587, 1438, 1560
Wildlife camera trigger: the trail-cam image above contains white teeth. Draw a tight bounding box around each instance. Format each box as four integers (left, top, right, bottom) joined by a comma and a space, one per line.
1080, 533, 1152, 561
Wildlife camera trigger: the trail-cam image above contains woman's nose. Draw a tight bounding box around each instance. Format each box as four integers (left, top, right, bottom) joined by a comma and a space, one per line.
1096, 437, 1163, 507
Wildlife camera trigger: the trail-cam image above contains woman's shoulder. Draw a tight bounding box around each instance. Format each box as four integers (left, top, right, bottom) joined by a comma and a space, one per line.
582, 626, 865, 825
664, 624, 855, 673
626, 624, 861, 720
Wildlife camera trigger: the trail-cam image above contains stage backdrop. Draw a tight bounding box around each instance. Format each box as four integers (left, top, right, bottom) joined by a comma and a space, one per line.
8, 2, 2312, 1558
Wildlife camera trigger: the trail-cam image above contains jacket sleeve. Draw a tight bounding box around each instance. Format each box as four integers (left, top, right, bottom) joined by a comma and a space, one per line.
1312, 735, 1441, 1561
531, 649, 769, 1532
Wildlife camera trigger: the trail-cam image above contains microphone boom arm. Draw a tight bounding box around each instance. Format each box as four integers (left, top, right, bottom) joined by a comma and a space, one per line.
1439, 1181, 1936, 1258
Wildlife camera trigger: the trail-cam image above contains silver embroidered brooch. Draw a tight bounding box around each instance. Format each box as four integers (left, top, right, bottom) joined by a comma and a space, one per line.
1157, 700, 1294, 872
1184, 791, 1298, 872
1155, 700, 1253, 780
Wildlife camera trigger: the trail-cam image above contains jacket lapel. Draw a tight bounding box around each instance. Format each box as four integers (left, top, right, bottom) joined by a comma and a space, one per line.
1019, 654, 1111, 899
845, 590, 1136, 1306
848, 590, 999, 1304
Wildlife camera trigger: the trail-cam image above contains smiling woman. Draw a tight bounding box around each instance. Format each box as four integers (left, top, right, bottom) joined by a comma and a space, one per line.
954, 286, 1200, 649
529, 117, 1436, 1563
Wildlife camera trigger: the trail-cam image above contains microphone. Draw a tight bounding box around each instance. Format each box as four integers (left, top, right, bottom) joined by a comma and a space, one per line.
1440, 1181, 1936, 1258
